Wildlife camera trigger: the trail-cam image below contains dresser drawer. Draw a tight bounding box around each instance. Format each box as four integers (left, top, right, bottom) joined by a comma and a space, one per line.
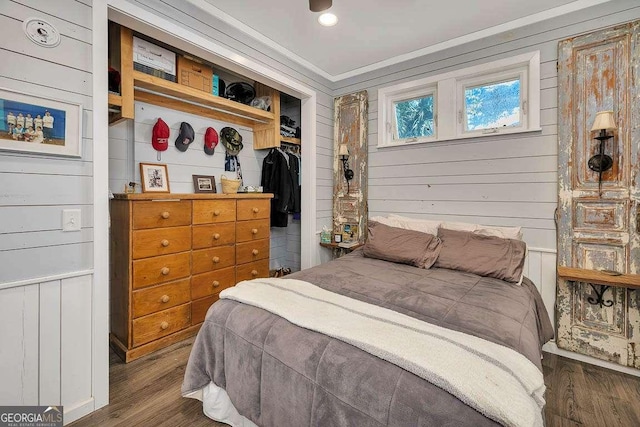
132, 252, 190, 289
192, 295, 217, 325
193, 200, 236, 224
132, 201, 191, 229
192, 245, 236, 274
237, 199, 270, 221
192, 222, 236, 249
236, 219, 270, 242
132, 303, 191, 347
191, 267, 236, 300
132, 278, 191, 318
236, 239, 270, 265
132, 226, 192, 259
236, 259, 270, 282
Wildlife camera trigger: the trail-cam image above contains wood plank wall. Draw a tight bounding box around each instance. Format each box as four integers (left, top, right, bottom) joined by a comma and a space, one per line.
0, 0, 94, 283
0, 1, 98, 422
333, 0, 640, 251
117, 102, 267, 193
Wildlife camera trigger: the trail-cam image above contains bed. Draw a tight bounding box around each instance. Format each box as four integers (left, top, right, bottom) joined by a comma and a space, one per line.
181, 222, 554, 427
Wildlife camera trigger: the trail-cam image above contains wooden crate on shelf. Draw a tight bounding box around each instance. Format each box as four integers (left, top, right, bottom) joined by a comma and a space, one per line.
178, 55, 213, 93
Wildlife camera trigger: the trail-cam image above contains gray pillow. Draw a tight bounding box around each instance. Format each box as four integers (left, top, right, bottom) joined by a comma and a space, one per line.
363, 221, 441, 269
434, 228, 526, 283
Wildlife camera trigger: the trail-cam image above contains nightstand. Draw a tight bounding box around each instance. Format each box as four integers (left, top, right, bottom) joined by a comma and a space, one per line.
320, 242, 364, 258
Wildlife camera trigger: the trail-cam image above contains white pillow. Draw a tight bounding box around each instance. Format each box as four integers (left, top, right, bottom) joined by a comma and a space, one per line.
474, 225, 523, 240
442, 221, 522, 240
387, 214, 440, 236
369, 216, 398, 227
441, 221, 478, 233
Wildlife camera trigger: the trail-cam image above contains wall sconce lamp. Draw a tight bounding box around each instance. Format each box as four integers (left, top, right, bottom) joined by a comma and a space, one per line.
339, 144, 354, 193
588, 111, 616, 195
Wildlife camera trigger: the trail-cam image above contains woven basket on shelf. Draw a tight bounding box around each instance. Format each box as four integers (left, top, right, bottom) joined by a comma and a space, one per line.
220, 175, 241, 194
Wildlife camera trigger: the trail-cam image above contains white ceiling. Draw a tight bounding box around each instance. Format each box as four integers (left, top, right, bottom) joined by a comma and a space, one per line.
193, 0, 611, 81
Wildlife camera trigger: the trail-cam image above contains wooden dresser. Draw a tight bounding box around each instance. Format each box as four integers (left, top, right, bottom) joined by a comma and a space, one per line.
109, 193, 272, 362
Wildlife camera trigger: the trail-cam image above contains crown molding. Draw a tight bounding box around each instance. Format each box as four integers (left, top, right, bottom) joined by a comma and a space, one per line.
188, 0, 611, 83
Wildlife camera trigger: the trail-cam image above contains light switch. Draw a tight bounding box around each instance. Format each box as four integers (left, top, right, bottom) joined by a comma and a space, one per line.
62, 209, 81, 232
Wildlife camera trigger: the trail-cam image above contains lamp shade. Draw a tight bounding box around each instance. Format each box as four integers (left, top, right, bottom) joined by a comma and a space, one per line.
590, 111, 616, 132
338, 144, 349, 156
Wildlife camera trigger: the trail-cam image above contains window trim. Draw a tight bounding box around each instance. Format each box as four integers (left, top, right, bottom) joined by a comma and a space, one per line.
377, 51, 540, 148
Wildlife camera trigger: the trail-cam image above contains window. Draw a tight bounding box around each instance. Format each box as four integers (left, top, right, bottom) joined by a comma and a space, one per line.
459, 68, 527, 135
378, 51, 540, 147
390, 88, 436, 143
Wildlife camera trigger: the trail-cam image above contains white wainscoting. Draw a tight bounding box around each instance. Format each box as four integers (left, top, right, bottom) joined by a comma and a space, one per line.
0, 271, 94, 424
523, 247, 557, 330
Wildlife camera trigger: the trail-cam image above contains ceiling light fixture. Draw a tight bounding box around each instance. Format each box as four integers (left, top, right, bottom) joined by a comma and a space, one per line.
318, 13, 338, 27
309, 0, 332, 12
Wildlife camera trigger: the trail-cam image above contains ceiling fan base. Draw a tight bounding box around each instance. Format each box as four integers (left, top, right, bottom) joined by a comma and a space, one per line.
309, 0, 332, 12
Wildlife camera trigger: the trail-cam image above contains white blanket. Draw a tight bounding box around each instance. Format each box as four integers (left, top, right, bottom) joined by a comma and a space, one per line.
220, 278, 545, 427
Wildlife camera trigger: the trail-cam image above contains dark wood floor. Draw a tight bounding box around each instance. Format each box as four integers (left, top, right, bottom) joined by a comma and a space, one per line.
71, 338, 640, 427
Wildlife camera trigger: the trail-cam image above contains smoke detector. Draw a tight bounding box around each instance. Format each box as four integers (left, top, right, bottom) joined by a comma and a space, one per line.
23, 17, 61, 48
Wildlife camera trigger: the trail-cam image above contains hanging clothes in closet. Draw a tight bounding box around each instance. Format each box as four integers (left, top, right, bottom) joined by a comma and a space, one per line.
261, 145, 301, 227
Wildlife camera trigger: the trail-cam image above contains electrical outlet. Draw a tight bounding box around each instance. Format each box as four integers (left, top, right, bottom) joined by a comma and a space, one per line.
62, 209, 81, 232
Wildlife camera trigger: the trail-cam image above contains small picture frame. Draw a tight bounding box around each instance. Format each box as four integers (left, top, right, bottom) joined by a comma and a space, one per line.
334, 234, 342, 243
140, 162, 170, 193
192, 175, 216, 193
342, 223, 358, 243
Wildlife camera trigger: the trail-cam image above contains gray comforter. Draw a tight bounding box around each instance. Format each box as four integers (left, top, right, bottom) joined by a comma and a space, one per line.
182, 249, 554, 426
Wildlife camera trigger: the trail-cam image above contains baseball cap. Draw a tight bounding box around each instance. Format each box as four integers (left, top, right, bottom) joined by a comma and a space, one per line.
175, 122, 195, 152
152, 118, 170, 151
204, 127, 218, 155
220, 127, 243, 156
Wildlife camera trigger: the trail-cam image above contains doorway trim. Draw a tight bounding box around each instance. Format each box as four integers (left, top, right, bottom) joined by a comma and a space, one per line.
92, 0, 320, 409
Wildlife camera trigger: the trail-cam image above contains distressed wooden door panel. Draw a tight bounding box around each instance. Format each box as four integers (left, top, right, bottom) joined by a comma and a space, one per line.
332, 91, 368, 243
557, 21, 640, 367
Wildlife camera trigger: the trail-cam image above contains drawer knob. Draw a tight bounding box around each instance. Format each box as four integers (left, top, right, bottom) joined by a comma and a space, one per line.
161, 267, 170, 275
160, 295, 170, 303
161, 239, 170, 247
160, 321, 169, 330
213, 210, 221, 216
161, 211, 170, 219
212, 280, 220, 288
252, 249, 259, 256
252, 207, 259, 213
213, 233, 220, 240
212, 256, 220, 264
251, 228, 258, 235
251, 269, 258, 276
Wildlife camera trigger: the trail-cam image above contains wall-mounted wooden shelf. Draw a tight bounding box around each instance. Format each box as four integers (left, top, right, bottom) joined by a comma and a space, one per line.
108, 93, 123, 107
133, 71, 274, 124
281, 136, 301, 145
108, 22, 292, 150
558, 266, 640, 289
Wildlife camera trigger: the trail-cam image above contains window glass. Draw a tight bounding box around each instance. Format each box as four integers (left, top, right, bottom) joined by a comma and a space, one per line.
393, 94, 434, 140
464, 78, 521, 131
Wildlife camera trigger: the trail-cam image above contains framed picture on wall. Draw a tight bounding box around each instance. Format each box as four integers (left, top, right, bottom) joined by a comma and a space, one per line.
0, 87, 83, 157
140, 163, 170, 193
192, 175, 216, 193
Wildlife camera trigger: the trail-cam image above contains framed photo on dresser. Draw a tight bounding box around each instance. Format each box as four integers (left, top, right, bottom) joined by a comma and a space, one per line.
140, 162, 170, 193
192, 175, 216, 193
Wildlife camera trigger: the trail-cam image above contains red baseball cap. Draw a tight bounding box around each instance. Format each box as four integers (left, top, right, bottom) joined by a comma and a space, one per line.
152, 118, 170, 151
204, 127, 219, 155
